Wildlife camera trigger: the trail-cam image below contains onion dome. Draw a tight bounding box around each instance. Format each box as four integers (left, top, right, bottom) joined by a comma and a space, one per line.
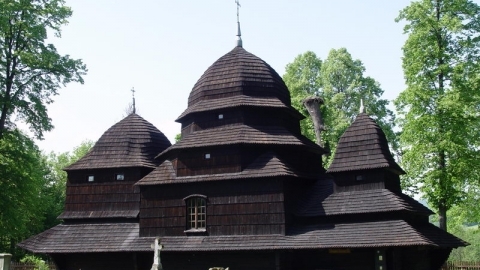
187, 46, 291, 108
327, 113, 404, 174
65, 113, 171, 170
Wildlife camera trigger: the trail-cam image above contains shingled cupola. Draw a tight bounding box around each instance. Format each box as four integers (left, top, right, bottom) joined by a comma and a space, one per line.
155, 46, 325, 178
327, 111, 405, 194
60, 113, 171, 221
136, 44, 327, 238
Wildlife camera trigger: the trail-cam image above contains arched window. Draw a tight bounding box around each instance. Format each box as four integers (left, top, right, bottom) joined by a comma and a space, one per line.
184, 195, 207, 230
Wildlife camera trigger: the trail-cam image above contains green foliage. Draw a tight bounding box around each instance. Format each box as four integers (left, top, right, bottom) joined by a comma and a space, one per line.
0, 0, 87, 140
175, 133, 182, 143
0, 129, 48, 255
0, 135, 92, 258
20, 255, 49, 270
395, 0, 480, 230
447, 206, 480, 261
283, 49, 396, 166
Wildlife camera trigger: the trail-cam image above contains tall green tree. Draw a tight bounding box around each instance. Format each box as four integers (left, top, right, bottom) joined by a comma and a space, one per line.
0, 0, 87, 140
283, 48, 396, 166
395, 0, 480, 231
0, 137, 93, 258
0, 129, 48, 255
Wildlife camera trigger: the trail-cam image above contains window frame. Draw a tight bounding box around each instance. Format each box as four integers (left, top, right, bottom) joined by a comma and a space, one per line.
183, 195, 207, 232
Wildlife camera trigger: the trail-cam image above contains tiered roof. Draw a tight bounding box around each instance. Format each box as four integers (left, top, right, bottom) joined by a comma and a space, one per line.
294, 181, 433, 217
327, 113, 404, 174
156, 124, 322, 159
65, 113, 171, 170
137, 152, 319, 186
18, 220, 466, 253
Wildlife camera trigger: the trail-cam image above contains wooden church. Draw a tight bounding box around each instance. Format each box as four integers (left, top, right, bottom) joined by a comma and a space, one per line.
19, 11, 467, 270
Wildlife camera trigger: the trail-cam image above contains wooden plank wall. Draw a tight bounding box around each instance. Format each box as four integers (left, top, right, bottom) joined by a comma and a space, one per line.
65, 181, 139, 212
140, 179, 285, 236
64, 168, 154, 213
67, 167, 150, 184
176, 147, 241, 176
181, 107, 301, 138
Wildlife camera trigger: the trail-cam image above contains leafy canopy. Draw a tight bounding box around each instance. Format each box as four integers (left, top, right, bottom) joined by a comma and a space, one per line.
283, 48, 396, 166
395, 0, 480, 230
0, 0, 87, 139
0, 129, 48, 254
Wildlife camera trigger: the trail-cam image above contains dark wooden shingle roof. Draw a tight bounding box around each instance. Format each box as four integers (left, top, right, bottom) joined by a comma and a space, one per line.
65, 113, 171, 170
18, 220, 466, 253
295, 186, 433, 217
58, 210, 139, 219
137, 151, 319, 186
188, 46, 291, 107
156, 124, 323, 159
327, 113, 404, 174
177, 95, 303, 122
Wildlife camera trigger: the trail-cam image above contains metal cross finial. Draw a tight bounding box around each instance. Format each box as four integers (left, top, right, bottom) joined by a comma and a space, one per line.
131, 87, 136, 114
235, 0, 241, 23
359, 99, 365, 114
235, 0, 243, 47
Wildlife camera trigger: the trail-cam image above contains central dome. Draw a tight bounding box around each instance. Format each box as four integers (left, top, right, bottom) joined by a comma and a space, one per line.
188, 46, 291, 107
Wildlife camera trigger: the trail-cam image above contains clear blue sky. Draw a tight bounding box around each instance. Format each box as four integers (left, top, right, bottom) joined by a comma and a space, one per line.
33, 0, 455, 153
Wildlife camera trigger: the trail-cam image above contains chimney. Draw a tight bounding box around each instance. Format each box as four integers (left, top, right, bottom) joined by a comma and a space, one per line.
302, 96, 325, 147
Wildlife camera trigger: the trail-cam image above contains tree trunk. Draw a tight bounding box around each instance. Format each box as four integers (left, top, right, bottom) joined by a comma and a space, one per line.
302, 97, 325, 147
438, 201, 447, 231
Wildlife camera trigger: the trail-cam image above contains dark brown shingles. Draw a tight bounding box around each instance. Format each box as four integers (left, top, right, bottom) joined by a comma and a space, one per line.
188, 47, 291, 107
18, 223, 146, 253
58, 210, 139, 219
295, 185, 433, 217
65, 113, 171, 171
327, 113, 404, 174
137, 151, 319, 186
176, 95, 303, 122
19, 220, 466, 253
156, 124, 323, 160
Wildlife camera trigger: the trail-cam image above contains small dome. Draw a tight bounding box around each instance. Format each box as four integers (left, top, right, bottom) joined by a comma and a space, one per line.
327, 113, 404, 174
188, 46, 291, 107
65, 113, 171, 170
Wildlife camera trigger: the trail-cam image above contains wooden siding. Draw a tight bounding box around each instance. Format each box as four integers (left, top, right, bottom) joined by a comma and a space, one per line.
67, 167, 151, 184
332, 169, 401, 193
64, 182, 139, 212
181, 107, 301, 138
139, 179, 285, 237
175, 147, 242, 176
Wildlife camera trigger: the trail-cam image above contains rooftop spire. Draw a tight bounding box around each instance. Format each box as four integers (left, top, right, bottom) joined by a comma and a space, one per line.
235, 0, 242, 47
359, 99, 365, 114
131, 87, 136, 114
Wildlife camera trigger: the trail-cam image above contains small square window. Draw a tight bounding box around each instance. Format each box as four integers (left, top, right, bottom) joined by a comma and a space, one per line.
88, 175, 94, 182
218, 114, 224, 120
204, 153, 211, 159
116, 174, 125, 181
356, 175, 365, 181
